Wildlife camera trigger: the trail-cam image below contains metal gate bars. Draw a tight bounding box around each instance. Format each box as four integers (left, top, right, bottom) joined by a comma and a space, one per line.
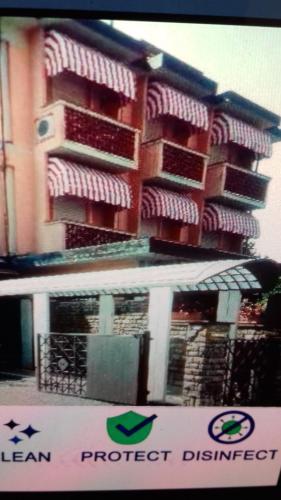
37, 332, 150, 404
38, 333, 88, 396
222, 338, 281, 406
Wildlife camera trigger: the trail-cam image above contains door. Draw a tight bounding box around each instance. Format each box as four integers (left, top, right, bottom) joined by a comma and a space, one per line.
0, 298, 22, 370
86, 332, 150, 404
38, 332, 150, 404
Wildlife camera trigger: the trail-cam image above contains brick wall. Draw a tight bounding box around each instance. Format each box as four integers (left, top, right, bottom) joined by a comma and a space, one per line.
50, 297, 99, 333
168, 321, 281, 406
50, 295, 148, 336
113, 313, 148, 335
51, 299, 281, 406
168, 322, 228, 405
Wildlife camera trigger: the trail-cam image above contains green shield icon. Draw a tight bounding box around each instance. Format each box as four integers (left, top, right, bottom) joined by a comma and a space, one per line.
106, 411, 156, 445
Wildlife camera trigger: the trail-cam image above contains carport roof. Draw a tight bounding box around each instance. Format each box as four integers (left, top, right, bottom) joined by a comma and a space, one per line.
0, 258, 278, 297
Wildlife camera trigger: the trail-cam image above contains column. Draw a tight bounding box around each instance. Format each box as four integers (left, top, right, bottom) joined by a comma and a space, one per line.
33, 293, 50, 367
20, 298, 34, 369
217, 290, 242, 404
99, 294, 115, 335
147, 287, 173, 402
217, 290, 242, 326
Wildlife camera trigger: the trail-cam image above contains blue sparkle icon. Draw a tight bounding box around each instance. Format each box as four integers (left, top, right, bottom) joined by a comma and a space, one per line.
9, 436, 22, 445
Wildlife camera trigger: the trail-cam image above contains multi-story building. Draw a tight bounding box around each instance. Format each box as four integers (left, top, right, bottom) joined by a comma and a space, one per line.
0, 17, 280, 405
1, 17, 279, 260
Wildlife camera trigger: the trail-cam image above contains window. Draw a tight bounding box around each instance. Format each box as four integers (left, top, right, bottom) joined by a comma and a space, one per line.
201, 231, 243, 253
141, 218, 184, 241
89, 83, 121, 120
47, 73, 90, 108
52, 196, 86, 223
88, 201, 116, 229
227, 143, 256, 169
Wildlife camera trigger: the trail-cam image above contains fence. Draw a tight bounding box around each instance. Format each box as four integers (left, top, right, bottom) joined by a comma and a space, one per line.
168, 332, 281, 406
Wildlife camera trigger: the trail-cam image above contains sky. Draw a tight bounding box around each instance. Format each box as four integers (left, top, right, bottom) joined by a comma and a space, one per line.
105, 20, 281, 262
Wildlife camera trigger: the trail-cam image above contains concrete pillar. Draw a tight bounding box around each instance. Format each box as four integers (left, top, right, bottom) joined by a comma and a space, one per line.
217, 290, 242, 404
217, 291, 242, 325
99, 294, 115, 335
147, 287, 173, 402
20, 298, 34, 369
33, 293, 50, 367
0, 41, 12, 141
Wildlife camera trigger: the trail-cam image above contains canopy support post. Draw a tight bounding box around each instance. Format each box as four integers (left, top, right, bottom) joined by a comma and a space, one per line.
33, 292, 50, 367
147, 286, 173, 403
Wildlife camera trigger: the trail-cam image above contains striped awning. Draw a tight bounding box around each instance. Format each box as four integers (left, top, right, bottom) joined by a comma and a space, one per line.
146, 81, 209, 130
142, 186, 199, 224
211, 112, 272, 158
203, 203, 260, 238
44, 31, 136, 101
48, 158, 131, 209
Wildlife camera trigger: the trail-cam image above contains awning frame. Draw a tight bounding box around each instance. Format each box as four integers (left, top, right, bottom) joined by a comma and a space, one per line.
48, 157, 132, 209
141, 186, 199, 225
203, 203, 260, 239
146, 81, 209, 131
44, 30, 136, 102
211, 112, 272, 158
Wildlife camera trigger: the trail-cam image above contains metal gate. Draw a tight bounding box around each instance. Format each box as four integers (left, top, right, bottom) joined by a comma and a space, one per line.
222, 338, 281, 406
38, 332, 150, 404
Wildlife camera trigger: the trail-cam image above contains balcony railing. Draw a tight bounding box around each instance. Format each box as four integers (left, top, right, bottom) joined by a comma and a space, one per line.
205, 162, 270, 210
141, 139, 207, 190
65, 223, 132, 249
36, 100, 139, 171
43, 221, 133, 252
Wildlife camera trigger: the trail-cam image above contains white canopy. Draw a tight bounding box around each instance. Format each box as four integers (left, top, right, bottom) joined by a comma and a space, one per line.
0, 259, 261, 297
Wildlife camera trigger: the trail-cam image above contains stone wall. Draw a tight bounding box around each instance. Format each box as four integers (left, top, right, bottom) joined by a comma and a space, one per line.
50, 297, 99, 333
50, 296, 148, 336
51, 298, 281, 406
113, 313, 148, 335
168, 321, 281, 406
168, 322, 229, 405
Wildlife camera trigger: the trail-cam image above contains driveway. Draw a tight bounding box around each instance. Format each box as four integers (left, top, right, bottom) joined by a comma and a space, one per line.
0, 372, 111, 405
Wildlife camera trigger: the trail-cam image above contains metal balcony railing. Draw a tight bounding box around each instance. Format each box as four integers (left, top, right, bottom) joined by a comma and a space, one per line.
205, 162, 270, 209
141, 139, 207, 190
162, 141, 205, 183
64, 222, 132, 249
37, 100, 139, 171
65, 106, 136, 161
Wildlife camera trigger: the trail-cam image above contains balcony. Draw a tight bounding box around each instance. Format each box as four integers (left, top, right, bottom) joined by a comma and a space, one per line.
205, 162, 270, 210
36, 100, 140, 171
42, 221, 133, 252
140, 139, 207, 190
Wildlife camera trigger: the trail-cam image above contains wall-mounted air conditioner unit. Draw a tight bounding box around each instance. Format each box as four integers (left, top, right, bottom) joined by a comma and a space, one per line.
36, 114, 55, 142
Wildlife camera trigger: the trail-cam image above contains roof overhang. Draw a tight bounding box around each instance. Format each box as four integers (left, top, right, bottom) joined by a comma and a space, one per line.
10, 237, 252, 273
134, 50, 217, 99
39, 18, 145, 64
206, 91, 280, 130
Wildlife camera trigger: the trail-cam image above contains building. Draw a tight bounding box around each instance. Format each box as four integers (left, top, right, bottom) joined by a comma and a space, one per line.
0, 17, 280, 405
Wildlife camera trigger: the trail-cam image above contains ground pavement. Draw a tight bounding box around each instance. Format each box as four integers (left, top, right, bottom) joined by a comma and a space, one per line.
0, 372, 111, 405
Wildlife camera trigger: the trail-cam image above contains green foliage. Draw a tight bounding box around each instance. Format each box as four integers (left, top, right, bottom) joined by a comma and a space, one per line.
264, 276, 281, 297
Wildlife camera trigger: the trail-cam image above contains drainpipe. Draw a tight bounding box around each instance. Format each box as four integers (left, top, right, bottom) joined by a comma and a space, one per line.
0, 19, 11, 256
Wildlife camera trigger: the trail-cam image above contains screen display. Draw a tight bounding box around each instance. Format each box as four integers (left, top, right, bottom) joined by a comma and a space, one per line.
0, 15, 280, 492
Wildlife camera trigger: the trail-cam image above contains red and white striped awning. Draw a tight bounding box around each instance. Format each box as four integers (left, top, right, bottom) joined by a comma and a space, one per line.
211, 112, 272, 158
142, 186, 199, 224
48, 158, 131, 209
44, 31, 136, 101
203, 203, 260, 238
146, 81, 209, 130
